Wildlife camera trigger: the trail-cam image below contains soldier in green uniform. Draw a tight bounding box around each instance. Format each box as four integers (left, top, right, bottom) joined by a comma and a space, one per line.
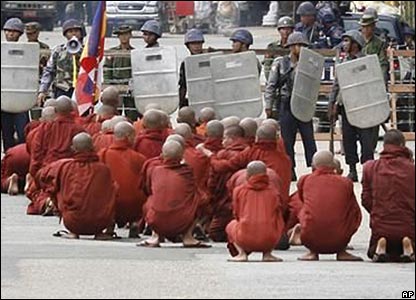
103, 25, 138, 121
359, 9, 389, 151
264, 16, 294, 81
25, 21, 51, 120
37, 19, 84, 106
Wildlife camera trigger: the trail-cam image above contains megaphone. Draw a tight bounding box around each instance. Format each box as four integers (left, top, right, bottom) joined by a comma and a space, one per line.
66, 36, 81, 54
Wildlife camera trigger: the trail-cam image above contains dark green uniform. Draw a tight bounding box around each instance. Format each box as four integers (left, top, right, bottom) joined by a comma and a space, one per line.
103, 45, 139, 121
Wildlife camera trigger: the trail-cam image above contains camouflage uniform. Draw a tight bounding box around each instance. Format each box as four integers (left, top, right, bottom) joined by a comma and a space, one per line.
39, 43, 82, 98
264, 41, 286, 80
363, 35, 388, 79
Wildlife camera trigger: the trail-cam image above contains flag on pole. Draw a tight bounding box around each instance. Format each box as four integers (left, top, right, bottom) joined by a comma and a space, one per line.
74, 1, 106, 116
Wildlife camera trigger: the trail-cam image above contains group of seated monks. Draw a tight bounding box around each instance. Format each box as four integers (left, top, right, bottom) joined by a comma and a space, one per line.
1, 86, 415, 263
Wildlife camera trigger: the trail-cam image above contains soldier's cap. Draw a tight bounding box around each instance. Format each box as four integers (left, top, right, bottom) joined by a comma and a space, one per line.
3, 17, 25, 33
25, 22, 41, 34
342, 30, 365, 49
296, 1, 316, 16
358, 14, 378, 26
277, 16, 295, 29
62, 19, 83, 36
113, 25, 133, 35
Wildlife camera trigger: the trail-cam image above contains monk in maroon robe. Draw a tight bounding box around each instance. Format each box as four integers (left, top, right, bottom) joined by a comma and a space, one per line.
133, 110, 169, 159
239, 118, 257, 147
296, 151, 362, 261
177, 107, 205, 146
141, 141, 210, 248
99, 122, 146, 237
26, 97, 84, 215
362, 130, 415, 262
93, 120, 115, 152
226, 161, 284, 262
1, 144, 30, 195
202, 120, 224, 154
40, 133, 116, 239
196, 107, 216, 137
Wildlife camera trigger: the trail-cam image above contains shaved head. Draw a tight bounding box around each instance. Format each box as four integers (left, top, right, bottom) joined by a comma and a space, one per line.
43, 98, 57, 107
312, 151, 335, 169
162, 141, 184, 160
177, 107, 196, 127
56, 96, 74, 114
383, 129, 405, 147
101, 120, 112, 132
247, 161, 267, 178
261, 119, 280, 131
199, 107, 216, 123
72, 132, 93, 152
175, 123, 193, 140
41, 106, 56, 122
166, 134, 186, 147
100, 86, 120, 107
97, 104, 117, 118
110, 115, 127, 129
221, 116, 241, 129
143, 109, 163, 129
240, 118, 258, 138
256, 125, 277, 141
114, 121, 135, 140
224, 125, 245, 138
206, 120, 224, 138
145, 103, 162, 112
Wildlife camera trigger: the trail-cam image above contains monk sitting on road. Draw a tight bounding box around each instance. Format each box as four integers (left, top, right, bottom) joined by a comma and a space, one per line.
221, 116, 241, 129
196, 107, 216, 136
99, 122, 147, 238
141, 141, 210, 248
133, 103, 162, 134
41, 133, 117, 240
133, 109, 168, 159
208, 125, 247, 241
362, 129, 415, 262
1, 143, 30, 195
177, 106, 205, 145
295, 151, 362, 261
202, 120, 224, 154
226, 161, 284, 262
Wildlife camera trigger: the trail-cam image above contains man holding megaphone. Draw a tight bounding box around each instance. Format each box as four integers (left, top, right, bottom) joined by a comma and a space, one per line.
37, 19, 84, 106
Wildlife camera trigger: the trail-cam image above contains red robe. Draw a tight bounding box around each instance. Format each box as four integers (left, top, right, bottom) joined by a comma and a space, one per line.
40, 152, 116, 235
208, 139, 247, 241
298, 167, 361, 254
25, 121, 44, 155
1, 144, 30, 193
140, 156, 163, 197
133, 129, 167, 159
196, 122, 208, 137
226, 174, 284, 253
133, 119, 144, 134
98, 139, 146, 227
93, 130, 115, 152
203, 137, 223, 154
362, 145, 415, 255
79, 113, 113, 137
193, 132, 206, 147
29, 114, 84, 176
144, 159, 198, 238
210, 139, 291, 212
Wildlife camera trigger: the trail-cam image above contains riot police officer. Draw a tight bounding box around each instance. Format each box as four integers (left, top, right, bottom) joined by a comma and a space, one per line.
37, 19, 84, 105
265, 32, 317, 180
230, 29, 262, 75
1, 18, 29, 152
328, 30, 375, 182
141, 20, 162, 48
103, 25, 138, 121
294, 1, 322, 48
264, 16, 294, 80
179, 29, 205, 108
317, 10, 344, 49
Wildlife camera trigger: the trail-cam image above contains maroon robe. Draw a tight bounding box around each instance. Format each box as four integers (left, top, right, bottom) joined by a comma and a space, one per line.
133, 129, 168, 159
1, 144, 30, 193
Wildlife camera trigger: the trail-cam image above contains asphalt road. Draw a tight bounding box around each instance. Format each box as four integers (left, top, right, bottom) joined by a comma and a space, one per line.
1, 141, 415, 299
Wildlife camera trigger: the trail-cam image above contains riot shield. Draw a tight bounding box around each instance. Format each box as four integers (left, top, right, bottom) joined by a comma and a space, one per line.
185, 52, 222, 118
210, 51, 262, 119
290, 47, 325, 122
131, 46, 178, 114
336, 54, 390, 128
1, 42, 39, 113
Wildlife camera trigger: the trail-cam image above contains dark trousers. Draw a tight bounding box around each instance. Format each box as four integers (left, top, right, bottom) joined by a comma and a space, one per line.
340, 107, 375, 165
1, 111, 29, 152
280, 102, 317, 167
55, 87, 74, 98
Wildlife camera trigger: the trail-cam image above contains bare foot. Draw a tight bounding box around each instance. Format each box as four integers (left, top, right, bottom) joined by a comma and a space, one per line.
228, 253, 248, 262
62, 232, 79, 239
262, 252, 283, 262
336, 250, 363, 261
373, 237, 388, 262
7, 174, 19, 195
401, 237, 415, 262
298, 251, 319, 261
288, 224, 302, 246
24, 173, 32, 193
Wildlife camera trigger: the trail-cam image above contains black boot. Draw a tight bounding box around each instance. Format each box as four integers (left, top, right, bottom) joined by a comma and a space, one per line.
347, 164, 358, 182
